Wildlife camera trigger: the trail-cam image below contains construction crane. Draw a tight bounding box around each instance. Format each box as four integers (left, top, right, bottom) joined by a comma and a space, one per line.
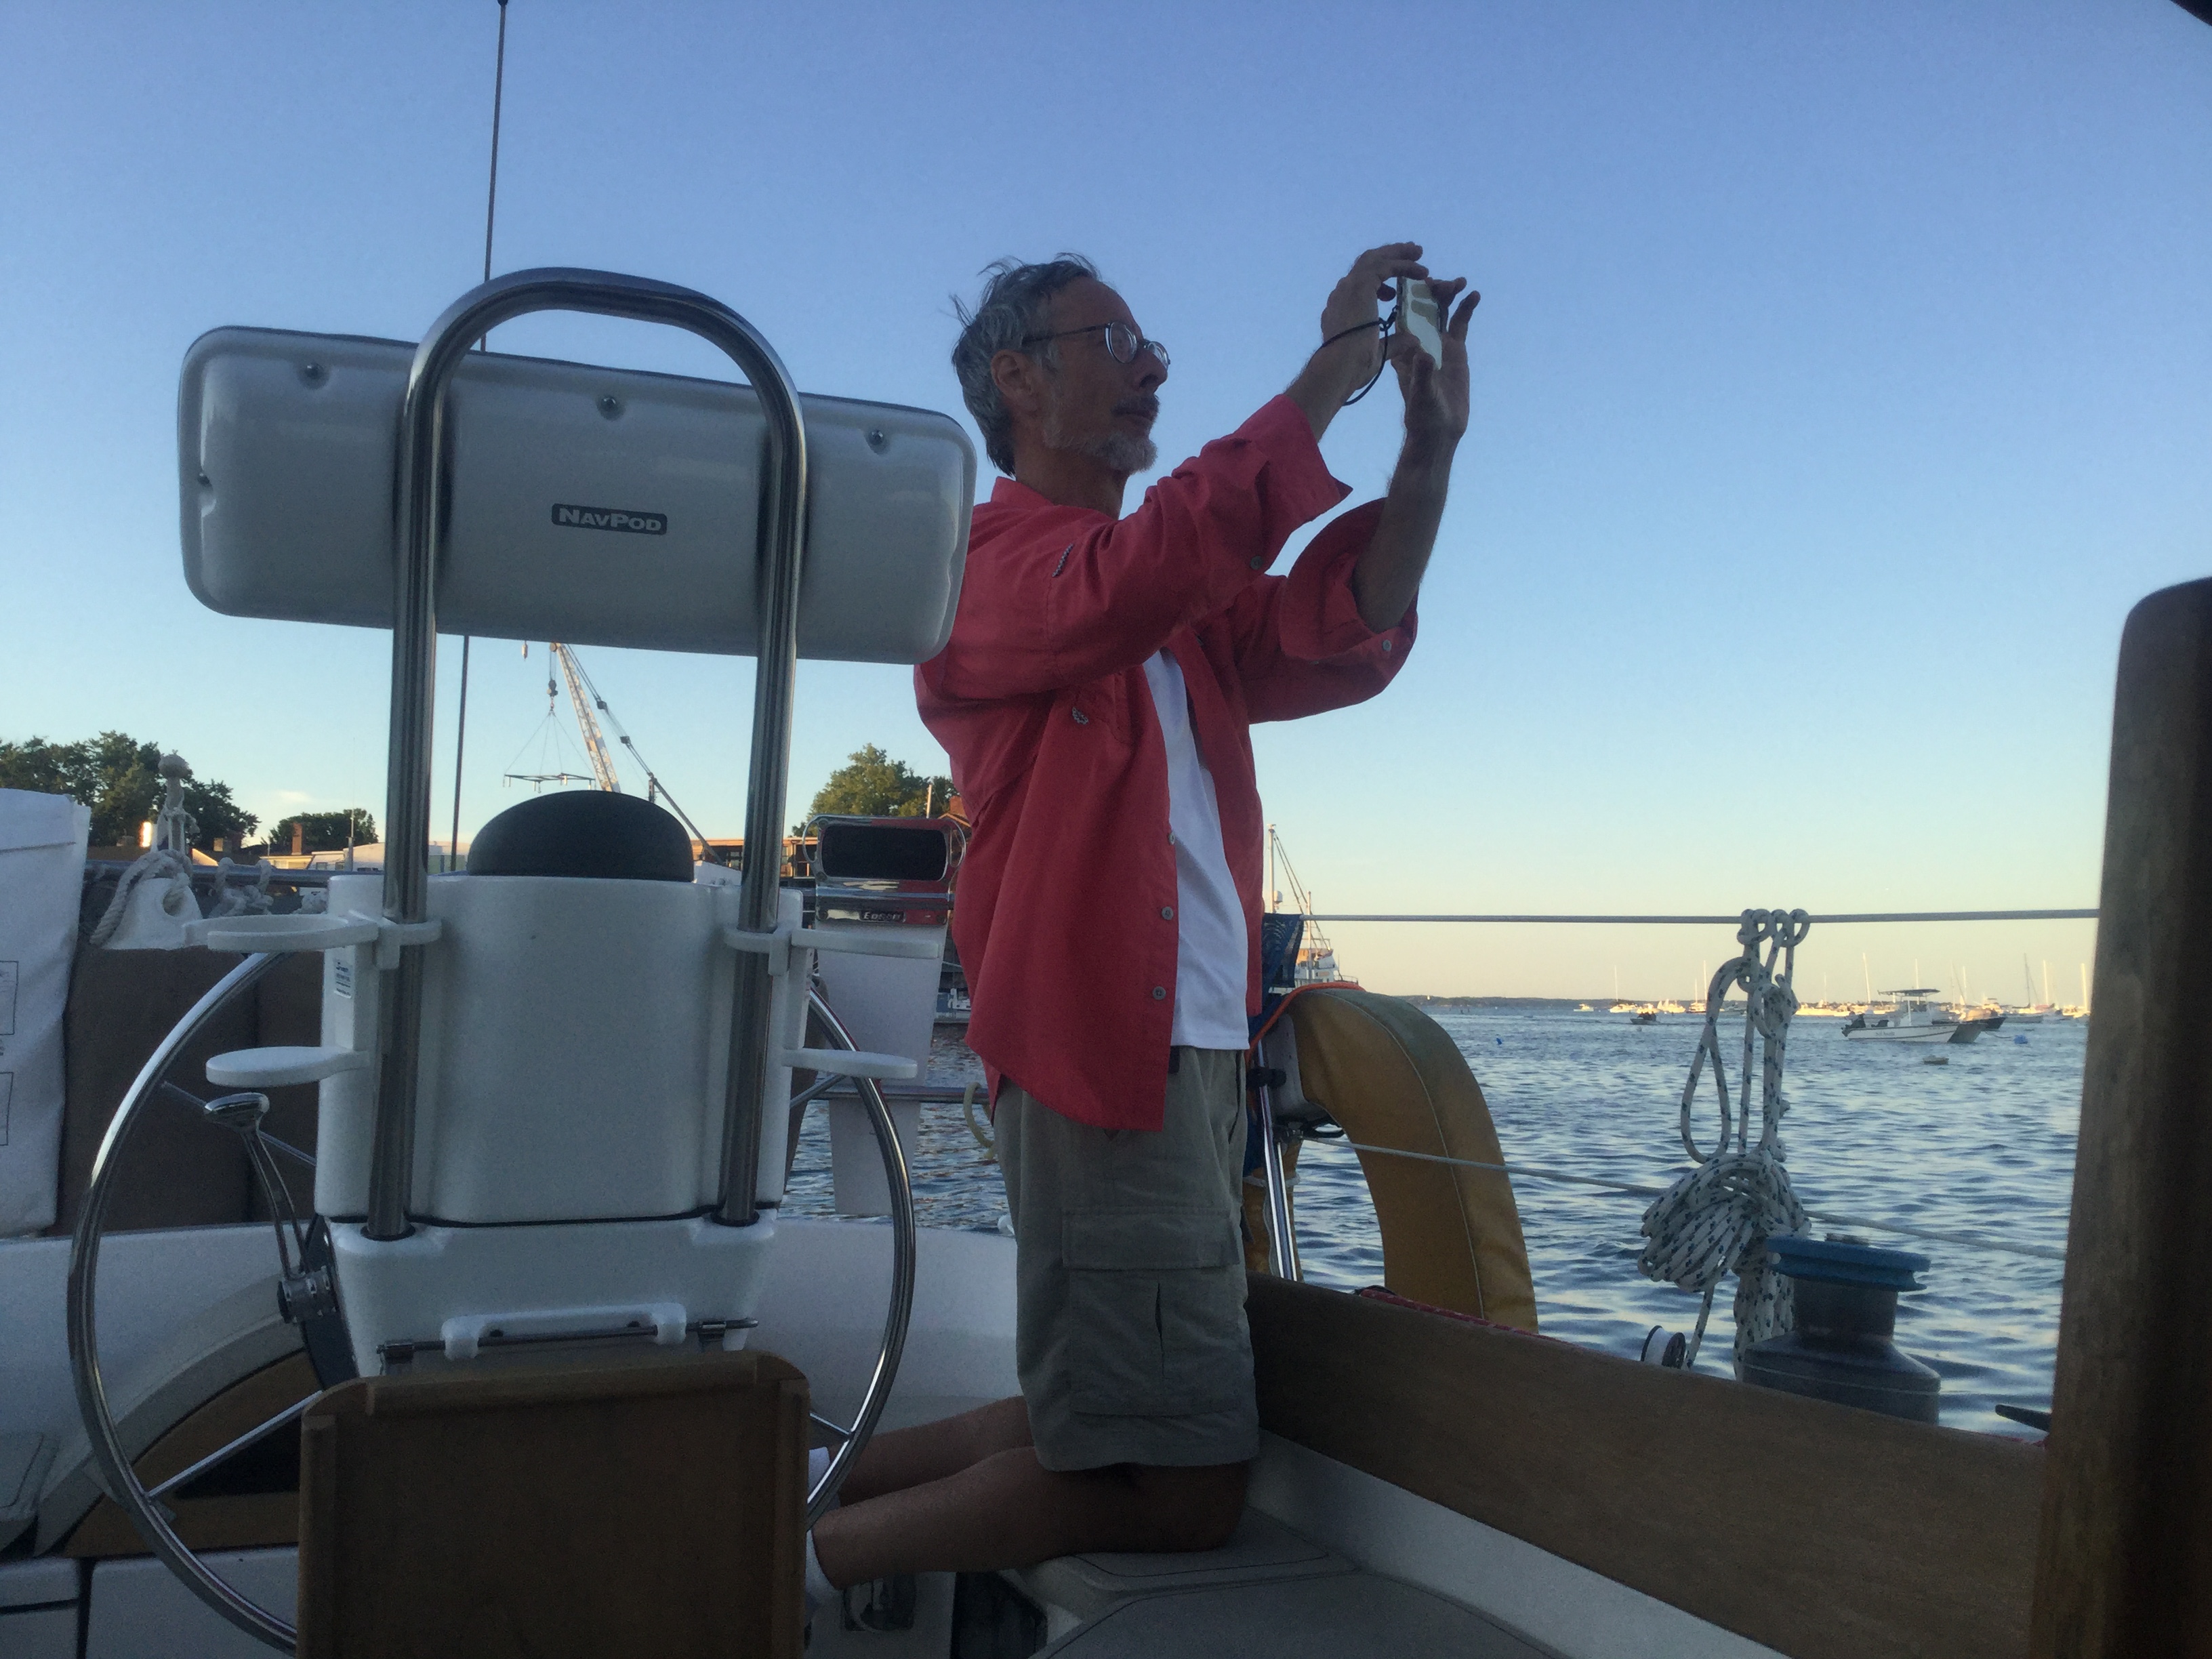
550, 643, 623, 793
1267, 823, 1349, 985
545, 642, 718, 857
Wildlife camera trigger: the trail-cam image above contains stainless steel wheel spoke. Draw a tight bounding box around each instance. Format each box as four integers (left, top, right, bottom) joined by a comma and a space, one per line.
146, 1395, 319, 1502
802, 988, 916, 1523
68, 951, 297, 1651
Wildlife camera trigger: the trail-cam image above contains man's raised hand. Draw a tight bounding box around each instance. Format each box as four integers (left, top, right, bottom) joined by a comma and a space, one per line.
1392, 279, 1479, 461
1319, 243, 1429, 375
1288, 242, 1431, 441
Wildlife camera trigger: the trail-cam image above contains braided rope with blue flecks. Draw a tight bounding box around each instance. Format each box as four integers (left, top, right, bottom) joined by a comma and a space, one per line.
1637, 909, 1813, 1370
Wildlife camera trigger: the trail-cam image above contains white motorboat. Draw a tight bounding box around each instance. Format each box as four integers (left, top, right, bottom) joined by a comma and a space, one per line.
1840, 990, 1992, 1044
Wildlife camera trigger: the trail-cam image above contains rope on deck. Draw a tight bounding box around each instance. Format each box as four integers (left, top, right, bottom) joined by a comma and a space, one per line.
1631, 912, 1811, 1367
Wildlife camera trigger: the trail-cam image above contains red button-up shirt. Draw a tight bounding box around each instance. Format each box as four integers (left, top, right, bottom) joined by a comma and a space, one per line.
915, 396, 1416, 1131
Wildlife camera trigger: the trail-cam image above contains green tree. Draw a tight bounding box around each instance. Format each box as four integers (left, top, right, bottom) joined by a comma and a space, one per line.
269, 808, 379, 854
0, 731, 259, 850
799, 745, 952, 832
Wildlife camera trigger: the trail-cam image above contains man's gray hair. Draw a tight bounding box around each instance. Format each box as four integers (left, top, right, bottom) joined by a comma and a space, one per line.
951, 255, 1100, 474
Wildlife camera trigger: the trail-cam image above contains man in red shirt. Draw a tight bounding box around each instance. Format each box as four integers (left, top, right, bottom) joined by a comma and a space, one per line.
808, 245, 1475, 1596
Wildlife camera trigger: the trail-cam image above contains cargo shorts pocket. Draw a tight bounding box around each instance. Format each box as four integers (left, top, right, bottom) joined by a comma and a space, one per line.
1061, 1208, 1248, 1418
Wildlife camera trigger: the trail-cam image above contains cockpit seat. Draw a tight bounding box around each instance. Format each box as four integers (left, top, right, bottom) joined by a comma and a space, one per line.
1036, 1570, 1552, 1657
1005, 1509, 1351, 1625
466, 791, 694, 883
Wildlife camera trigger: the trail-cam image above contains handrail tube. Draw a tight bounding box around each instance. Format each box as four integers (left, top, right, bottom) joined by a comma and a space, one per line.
68, 952, 294, 1651
365, 268, 809, 1240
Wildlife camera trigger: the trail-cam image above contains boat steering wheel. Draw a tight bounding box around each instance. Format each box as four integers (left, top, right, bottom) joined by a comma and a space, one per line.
67, 957, 917, 1652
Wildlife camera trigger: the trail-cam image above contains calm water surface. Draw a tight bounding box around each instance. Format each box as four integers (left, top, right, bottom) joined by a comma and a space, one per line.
785, 1008, 2080, 1438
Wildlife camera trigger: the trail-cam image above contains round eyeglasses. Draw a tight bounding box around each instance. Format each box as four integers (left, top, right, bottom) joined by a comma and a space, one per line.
1020, 319, 1169, 371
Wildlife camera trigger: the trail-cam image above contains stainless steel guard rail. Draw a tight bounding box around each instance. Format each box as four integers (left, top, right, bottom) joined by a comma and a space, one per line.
367, 266, 810, 1240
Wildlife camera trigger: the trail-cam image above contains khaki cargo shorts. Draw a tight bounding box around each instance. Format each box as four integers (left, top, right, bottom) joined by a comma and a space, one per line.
996, 1048, 1256, 1473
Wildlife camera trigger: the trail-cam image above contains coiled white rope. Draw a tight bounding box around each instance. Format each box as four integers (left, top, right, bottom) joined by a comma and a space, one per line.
89, 848, 191, 946
91, 754, 203, 947
1637, 909, 1811, 1369
205, 857, 277, 920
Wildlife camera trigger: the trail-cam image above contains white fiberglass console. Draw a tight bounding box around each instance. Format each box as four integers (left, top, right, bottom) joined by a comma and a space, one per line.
311, 872, 761, 1225
192, 871, 931, 1378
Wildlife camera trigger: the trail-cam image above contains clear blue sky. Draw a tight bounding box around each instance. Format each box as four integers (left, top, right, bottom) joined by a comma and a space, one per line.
4, 2, 2206, 998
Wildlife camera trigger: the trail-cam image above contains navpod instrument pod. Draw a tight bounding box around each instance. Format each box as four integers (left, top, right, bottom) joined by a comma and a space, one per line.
67, 269, 973, 1650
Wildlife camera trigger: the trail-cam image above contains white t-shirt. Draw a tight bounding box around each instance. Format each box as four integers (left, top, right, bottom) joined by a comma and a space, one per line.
1141, 650, 1251, 1051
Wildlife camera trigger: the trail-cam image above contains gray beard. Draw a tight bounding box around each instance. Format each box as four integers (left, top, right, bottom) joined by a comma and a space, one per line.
1042, 403, 1157, 476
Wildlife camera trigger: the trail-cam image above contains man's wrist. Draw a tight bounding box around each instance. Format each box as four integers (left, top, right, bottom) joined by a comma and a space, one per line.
1296, 342, 1367, 401
1391, 440, 1456, 491
1287, 344, 1372, 440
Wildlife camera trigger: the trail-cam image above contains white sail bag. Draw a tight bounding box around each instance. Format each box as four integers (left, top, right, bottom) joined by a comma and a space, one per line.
0, 790, 90, 1235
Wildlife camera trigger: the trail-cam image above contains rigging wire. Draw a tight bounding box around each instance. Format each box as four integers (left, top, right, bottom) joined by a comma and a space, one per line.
449, 0, 510, 867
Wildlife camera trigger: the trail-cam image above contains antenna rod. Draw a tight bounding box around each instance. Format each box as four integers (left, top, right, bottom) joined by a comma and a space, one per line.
482, 0, 508, 294
449, 0, 510, 872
